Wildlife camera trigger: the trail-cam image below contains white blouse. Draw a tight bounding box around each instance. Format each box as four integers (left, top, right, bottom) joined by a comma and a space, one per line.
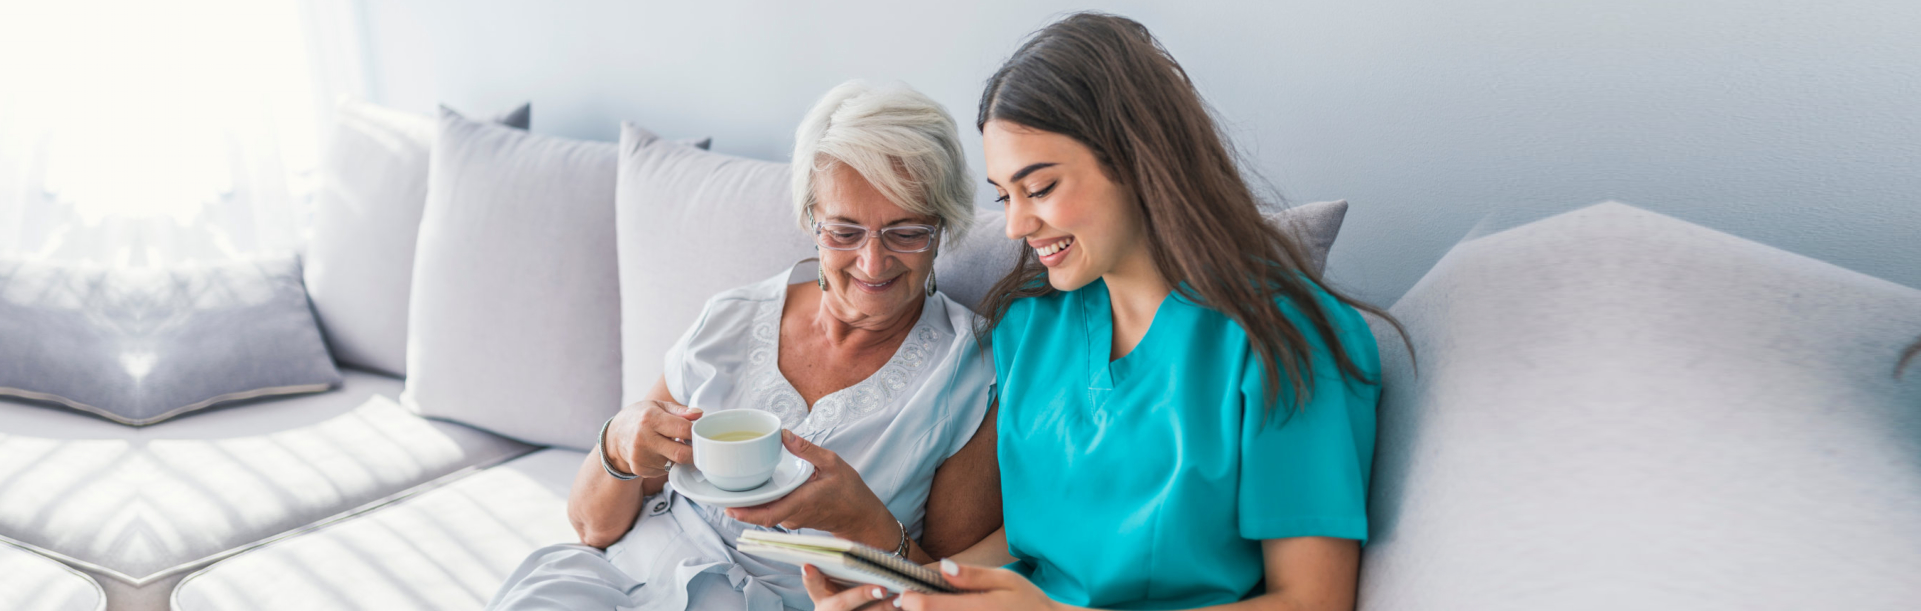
604, 260, 994, 610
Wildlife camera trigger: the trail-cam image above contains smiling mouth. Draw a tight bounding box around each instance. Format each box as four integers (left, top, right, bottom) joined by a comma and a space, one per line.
1034, 237, 1074, 264
852, 276, 898, 292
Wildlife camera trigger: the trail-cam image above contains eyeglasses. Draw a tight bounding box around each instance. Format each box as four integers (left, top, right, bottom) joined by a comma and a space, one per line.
813, 222, 940, 253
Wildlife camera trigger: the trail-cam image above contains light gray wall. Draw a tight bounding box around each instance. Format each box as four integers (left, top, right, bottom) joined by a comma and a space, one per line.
358, 0, 1921, 304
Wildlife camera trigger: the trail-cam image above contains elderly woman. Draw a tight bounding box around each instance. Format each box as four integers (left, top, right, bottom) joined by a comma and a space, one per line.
488, 81, 1001, 611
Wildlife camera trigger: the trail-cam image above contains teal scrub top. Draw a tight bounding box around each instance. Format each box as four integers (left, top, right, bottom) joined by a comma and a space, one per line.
992, 278, 1380, 610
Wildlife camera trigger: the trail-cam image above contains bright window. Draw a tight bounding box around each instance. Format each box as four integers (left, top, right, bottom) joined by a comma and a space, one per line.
0, 0, 322, 264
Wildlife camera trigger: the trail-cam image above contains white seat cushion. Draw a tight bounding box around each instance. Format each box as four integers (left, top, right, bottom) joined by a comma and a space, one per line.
0, 541, 103, 611
1359, 202, 1921, 609
0, 368, 533, 592
171, 449, 582, 611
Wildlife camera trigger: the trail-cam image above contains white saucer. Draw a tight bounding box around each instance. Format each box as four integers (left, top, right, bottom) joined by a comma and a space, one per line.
669, 450, 816, 508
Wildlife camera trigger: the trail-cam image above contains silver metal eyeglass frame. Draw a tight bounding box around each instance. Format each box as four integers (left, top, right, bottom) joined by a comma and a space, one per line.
812, 221, 941, 254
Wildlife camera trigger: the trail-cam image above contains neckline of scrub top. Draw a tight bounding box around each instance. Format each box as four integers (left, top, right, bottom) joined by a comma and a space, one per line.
1080, 278, 1183, 391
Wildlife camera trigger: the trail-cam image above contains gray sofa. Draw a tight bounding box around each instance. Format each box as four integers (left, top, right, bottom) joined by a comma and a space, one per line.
1357, 203, 1921, 609
2, 104, 1916, 611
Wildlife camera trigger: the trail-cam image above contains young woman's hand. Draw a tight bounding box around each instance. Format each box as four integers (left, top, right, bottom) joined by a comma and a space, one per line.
801, 564, 898, 610
725, 431, 901, 551
895, 560, 1062, 611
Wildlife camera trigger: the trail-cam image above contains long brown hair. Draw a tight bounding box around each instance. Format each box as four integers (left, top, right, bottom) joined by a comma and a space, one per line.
976, 12, 1413, 414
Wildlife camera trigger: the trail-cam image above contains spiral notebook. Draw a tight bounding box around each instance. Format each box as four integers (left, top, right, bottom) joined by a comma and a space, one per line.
736, 530, 960, 594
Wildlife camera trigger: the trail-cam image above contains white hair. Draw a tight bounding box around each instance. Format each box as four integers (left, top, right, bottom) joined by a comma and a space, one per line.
792, 80, 975, 245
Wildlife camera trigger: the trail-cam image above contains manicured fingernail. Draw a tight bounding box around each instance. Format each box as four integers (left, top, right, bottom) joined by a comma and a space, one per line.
893, 596, 904, 608
940, 559, 959, 575
871, 587, 886, 600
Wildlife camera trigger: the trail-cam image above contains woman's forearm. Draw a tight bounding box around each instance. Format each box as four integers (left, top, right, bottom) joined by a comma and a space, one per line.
944, 527, 1015, 567
570, 375, 690, 549
1055, 537, 1358, 611
565, 450, 650, 549
836, 514, 942, 565
918, 399, 1003, 559
1060, 590, 1325, 611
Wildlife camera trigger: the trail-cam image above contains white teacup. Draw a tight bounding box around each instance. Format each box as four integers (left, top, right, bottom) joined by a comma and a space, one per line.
691, 409, 784, 491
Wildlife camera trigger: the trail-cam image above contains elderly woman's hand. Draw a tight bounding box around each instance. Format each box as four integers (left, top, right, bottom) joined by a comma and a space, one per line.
604, 400, 704, 479
726, 430, 902, 551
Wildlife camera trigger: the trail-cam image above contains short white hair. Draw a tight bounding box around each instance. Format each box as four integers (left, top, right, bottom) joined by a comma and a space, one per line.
792, 80, 975, 245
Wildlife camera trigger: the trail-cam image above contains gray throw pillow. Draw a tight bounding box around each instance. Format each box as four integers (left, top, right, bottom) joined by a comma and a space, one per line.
1267, 199, 1349, 276
1359, 202, 1921, 609
935, 199, 1350, 313
303, 98, 530, 378
0, 254, 342, 425
402, 108, 627, 450
614, 123, 816, 406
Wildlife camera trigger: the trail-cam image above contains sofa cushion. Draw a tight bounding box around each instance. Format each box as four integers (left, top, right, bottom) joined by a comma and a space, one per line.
1359, 202, 1921, 609
1267, 199, 1348, 276
403, 108, 625, 450
0, 541, 103, 611
615, 122, 815, 405
0, 254, 341, 425
171, 449, 582, 611
0, 368, 533, 589
927, 208, 1023, 314
933, 200, 1350, 313
303, 98, 529, 377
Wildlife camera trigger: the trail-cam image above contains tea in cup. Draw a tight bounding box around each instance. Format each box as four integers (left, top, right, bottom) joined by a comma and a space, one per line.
691, 409, 783, 491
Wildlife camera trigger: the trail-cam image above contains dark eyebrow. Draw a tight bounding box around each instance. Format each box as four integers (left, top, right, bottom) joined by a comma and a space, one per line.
986, 162, 1058, 187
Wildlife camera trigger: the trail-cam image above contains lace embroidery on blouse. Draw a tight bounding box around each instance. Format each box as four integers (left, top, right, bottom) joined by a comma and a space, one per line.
742, 289, 943, 433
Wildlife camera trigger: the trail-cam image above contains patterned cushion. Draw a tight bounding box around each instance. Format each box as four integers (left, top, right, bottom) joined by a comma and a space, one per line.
0, 254, 340, 425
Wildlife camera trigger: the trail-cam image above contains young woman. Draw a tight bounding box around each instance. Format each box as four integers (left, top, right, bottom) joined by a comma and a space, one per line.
804, 12, 1410, 611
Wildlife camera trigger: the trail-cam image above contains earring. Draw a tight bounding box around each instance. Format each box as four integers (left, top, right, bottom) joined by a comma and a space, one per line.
814, 244, 828, 292
925, 269, 937, 297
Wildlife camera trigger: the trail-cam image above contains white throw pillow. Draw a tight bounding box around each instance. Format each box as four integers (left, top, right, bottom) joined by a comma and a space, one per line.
402, 108, 623, 450
1359, 202, 1921, 609
615, 123, 815, 405
303, 97, 529, 377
